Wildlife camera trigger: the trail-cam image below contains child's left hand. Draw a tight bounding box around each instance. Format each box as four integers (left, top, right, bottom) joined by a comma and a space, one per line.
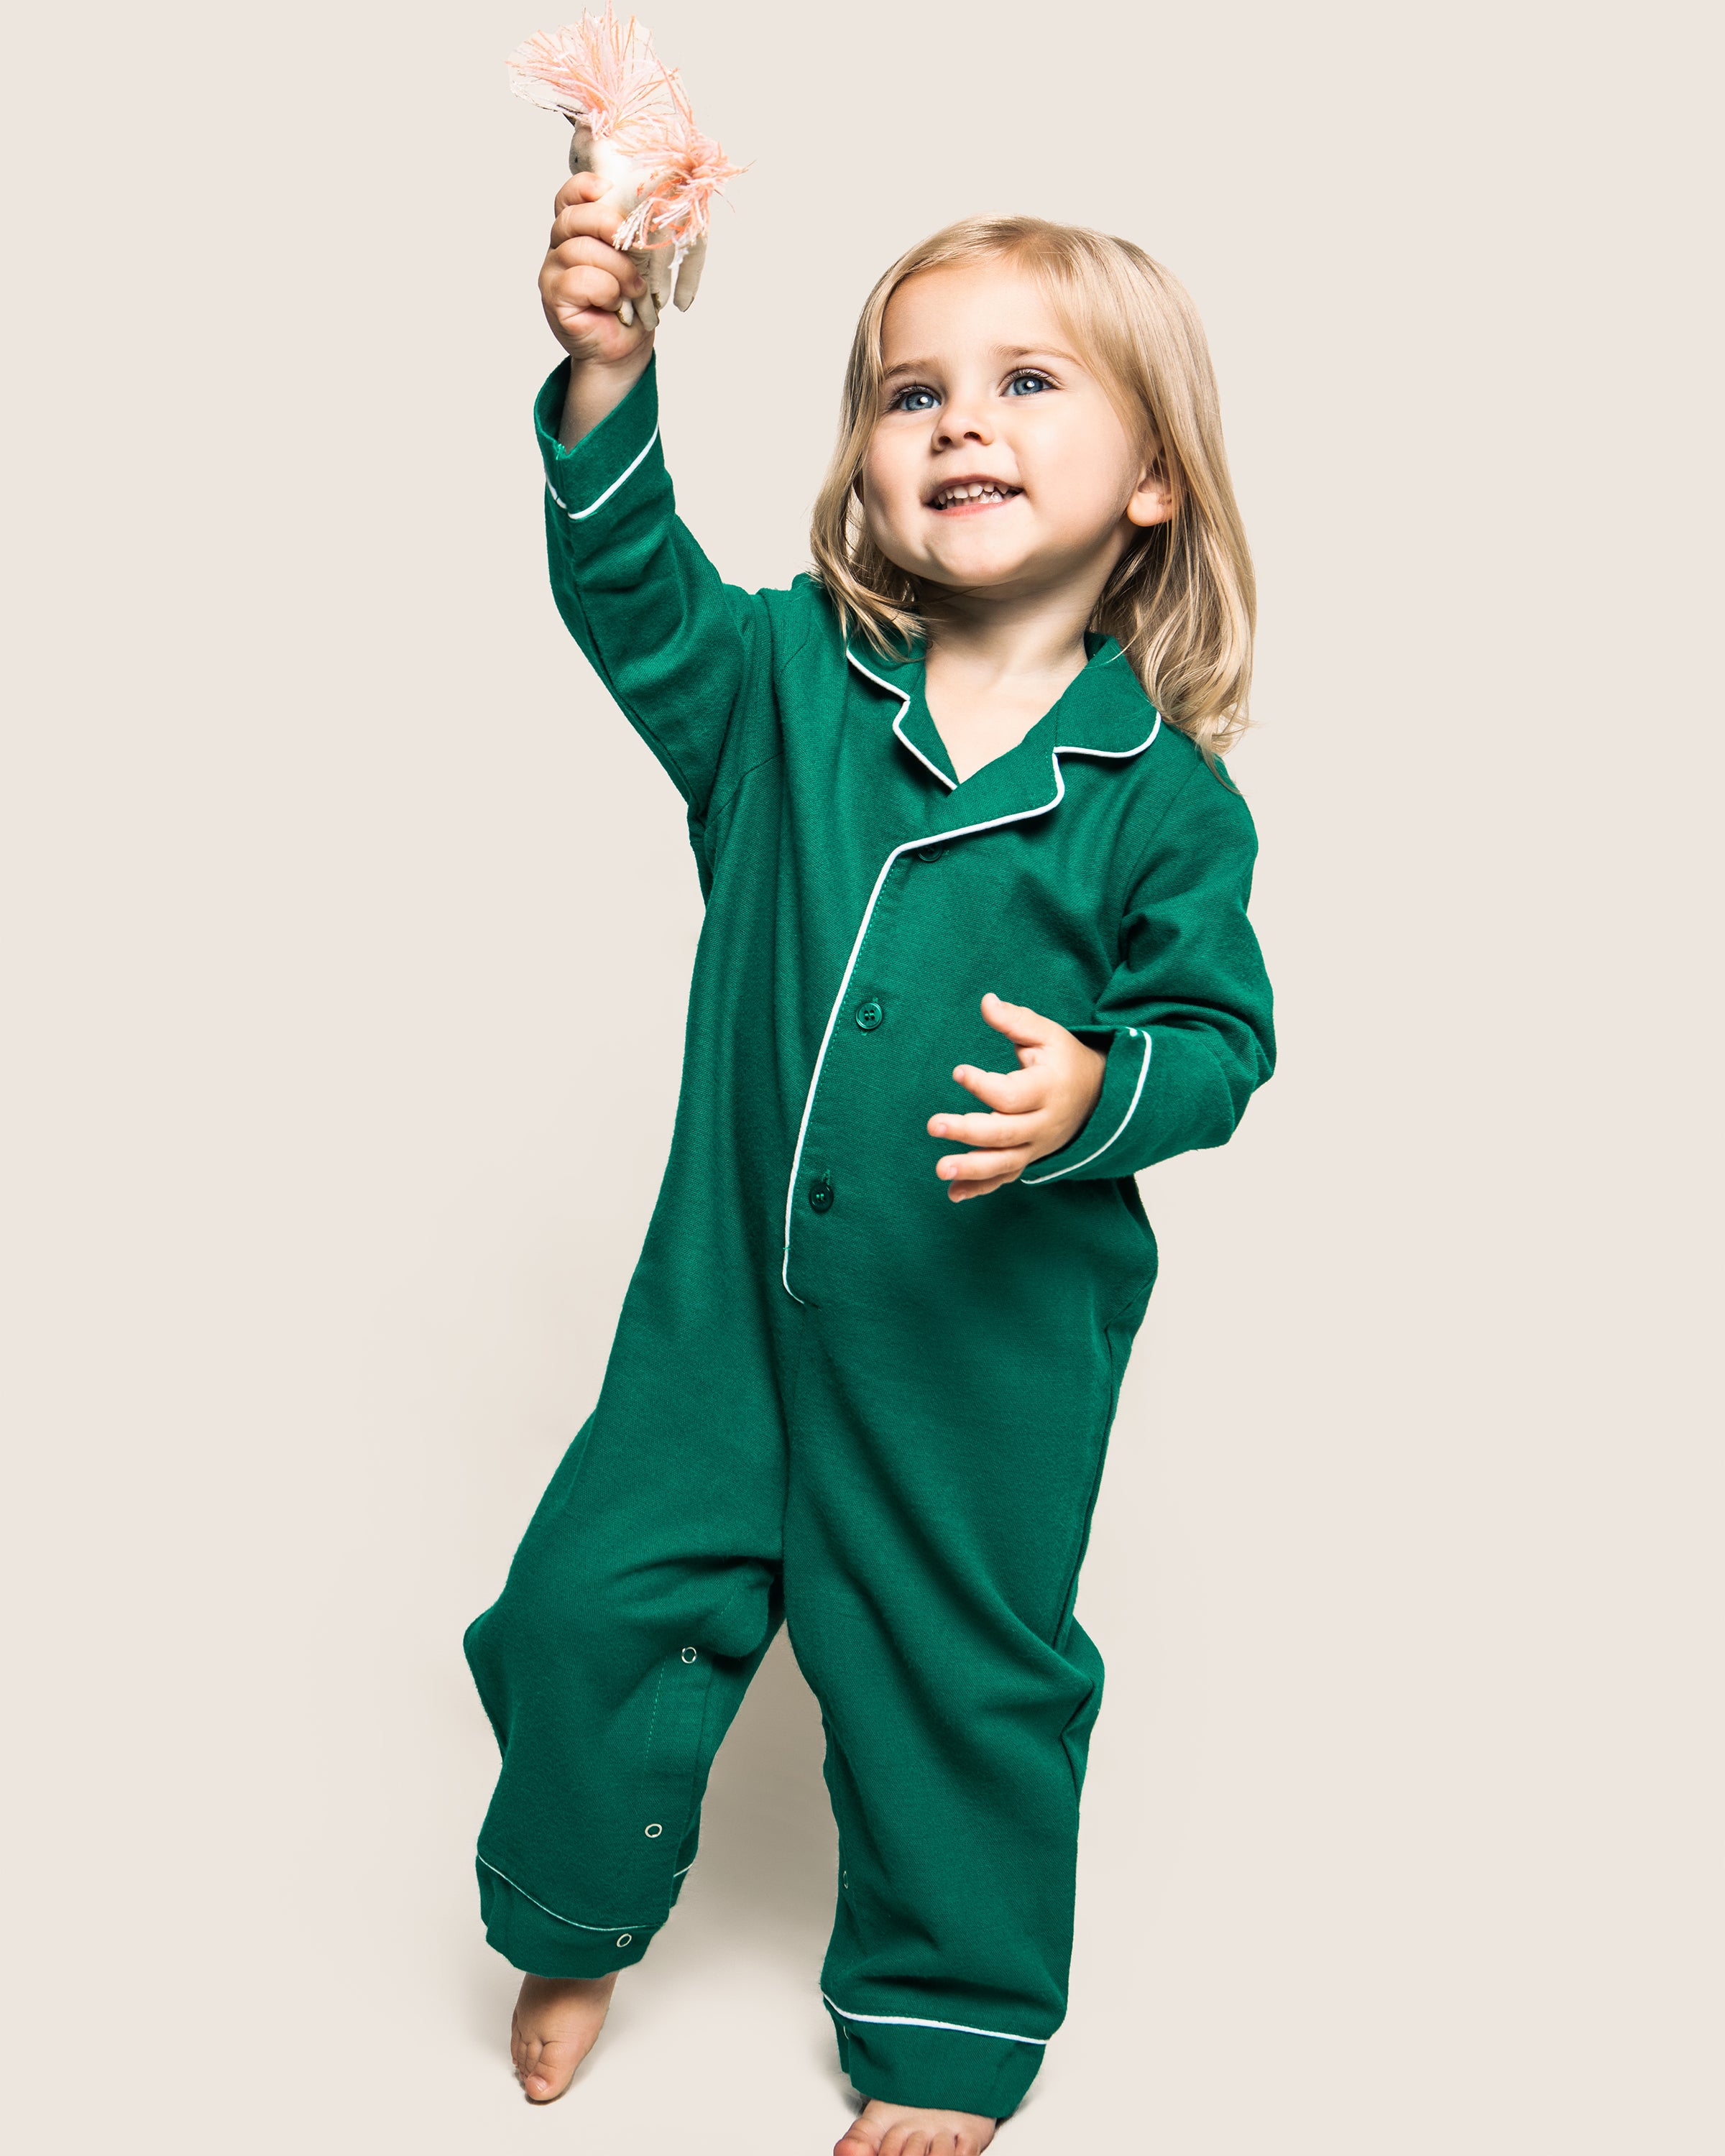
927, 993, 1108, 1202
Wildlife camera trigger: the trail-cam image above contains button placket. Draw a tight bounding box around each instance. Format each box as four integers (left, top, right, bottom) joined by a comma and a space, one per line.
783, 815, 978, 1300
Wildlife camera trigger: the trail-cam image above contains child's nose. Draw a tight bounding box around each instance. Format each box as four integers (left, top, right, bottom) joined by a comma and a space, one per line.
933, 401, 994, 448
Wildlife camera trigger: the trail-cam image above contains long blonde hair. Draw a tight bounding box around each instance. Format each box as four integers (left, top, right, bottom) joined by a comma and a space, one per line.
810, 216, 1256, 759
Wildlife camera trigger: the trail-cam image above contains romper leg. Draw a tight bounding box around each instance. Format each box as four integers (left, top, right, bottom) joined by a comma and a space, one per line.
464, 1280, 797, 1978
784, 1283, 1146, 2117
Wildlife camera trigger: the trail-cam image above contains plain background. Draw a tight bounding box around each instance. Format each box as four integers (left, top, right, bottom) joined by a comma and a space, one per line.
4, 1, 1719, 2147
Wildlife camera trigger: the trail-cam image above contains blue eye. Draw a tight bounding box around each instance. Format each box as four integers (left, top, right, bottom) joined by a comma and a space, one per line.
1006, 370, 1053, 396
888, 386, 939, 413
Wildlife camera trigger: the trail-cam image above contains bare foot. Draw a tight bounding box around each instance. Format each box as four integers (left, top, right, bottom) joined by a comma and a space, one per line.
509, 1971, 617, 2102
835, 2097, 997, 2156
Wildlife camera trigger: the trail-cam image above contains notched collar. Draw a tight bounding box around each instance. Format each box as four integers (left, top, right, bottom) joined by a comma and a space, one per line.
845, 632, 1163, 823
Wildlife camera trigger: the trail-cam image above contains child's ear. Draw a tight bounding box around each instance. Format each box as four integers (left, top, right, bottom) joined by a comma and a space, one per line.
1126, 452, 1175, 530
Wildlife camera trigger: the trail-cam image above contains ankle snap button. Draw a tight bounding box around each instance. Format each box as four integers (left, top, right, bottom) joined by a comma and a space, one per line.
681, 1646, 697, 1663
644, 1823, 663, 1838
615, 1932, 632, 1947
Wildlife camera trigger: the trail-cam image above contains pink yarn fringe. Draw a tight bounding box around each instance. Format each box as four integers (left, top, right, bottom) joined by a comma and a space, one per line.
507, 8, 743, 249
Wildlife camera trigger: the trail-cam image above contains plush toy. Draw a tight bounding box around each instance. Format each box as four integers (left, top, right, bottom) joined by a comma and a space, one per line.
508, 9, 742, 329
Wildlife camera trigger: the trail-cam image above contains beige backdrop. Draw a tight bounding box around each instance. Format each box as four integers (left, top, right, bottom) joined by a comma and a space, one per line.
4, 1, 1719, 2148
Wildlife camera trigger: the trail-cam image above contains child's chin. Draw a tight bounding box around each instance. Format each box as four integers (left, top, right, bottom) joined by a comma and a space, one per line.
920, 545, 1035, 589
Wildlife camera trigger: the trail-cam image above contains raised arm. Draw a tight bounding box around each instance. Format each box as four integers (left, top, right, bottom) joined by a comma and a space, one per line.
533, 172, 763, 818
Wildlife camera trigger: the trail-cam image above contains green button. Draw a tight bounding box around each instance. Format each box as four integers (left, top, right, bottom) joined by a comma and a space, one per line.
915, 845, 946, 864
808, 1172, 834, 1214
855, 1000, 884, 1032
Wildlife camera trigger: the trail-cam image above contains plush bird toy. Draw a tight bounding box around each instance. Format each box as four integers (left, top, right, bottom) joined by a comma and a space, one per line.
508, 9, 742, 328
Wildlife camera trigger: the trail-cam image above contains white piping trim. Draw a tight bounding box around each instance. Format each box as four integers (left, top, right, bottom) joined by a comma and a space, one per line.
821, 1993, 1049, 2046
780, 660, 1161, 1302
673, 1860, 695, 1877
477, 1851, 653, 1935
1021, 1026, 1152, 1184
844, 651, 960, 791
546, 423, 661, 522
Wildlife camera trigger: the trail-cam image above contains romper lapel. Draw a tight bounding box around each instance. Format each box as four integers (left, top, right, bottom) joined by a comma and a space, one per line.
845, 645, 957, 793
846, 635, 1164, 836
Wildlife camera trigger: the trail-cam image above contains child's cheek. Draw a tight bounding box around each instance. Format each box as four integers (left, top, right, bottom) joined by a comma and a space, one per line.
860, 447, 917, 564
862, 442, 898, 519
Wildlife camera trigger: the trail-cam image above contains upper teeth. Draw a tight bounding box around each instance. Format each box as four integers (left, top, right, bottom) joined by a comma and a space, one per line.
935, 482, 1013, 507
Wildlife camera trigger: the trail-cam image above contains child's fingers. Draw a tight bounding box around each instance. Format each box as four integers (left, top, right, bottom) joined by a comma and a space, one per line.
543, 259, 632, 319
979, 990, 1056, 1049
551, 198, 633, 255
550, 176, 632, 257
546, 234, 645, 295
948, 1172, 1017, 1202
550, 185, 607, 232
936, 1146, 1028, 1185
553, 170, 610, 213
951, 1062, 1045, 1112
926, 1109, 1035, 1148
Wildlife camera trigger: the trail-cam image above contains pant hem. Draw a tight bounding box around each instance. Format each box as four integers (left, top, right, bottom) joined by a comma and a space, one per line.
477, 1855, 658, 1979
825, 1996, 1049, 2116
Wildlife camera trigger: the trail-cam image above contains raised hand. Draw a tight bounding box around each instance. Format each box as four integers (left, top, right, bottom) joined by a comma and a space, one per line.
927, 993, 1107, 1202
540, 171, 655, 369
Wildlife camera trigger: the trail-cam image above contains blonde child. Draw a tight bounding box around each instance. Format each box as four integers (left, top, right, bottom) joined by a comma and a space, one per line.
464, 173, 1275, 2156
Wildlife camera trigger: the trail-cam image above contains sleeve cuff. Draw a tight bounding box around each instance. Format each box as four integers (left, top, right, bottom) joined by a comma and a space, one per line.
534, 355, 663, 523
1020, 1026, 1154, 1185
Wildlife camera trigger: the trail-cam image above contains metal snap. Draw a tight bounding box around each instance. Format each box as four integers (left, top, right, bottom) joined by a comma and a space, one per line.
681, 1646, 697, 1664
615, 1932, 632, 1946
645, 1823, 663, 1838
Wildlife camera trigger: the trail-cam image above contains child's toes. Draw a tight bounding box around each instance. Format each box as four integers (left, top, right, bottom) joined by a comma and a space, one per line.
522, 2036, 581, 2101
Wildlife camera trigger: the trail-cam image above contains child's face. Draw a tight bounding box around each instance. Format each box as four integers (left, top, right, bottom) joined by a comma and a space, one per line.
861, 261, 1170, 605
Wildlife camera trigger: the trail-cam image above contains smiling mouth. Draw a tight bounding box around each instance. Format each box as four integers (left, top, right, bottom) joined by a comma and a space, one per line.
928, 481, 1023, 512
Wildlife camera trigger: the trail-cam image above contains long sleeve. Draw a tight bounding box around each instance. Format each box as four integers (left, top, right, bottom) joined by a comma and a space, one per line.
1024, 755, 1276, 1184
535, 356, 763, 820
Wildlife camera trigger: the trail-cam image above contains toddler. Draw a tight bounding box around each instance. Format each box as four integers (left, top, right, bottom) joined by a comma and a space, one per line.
464, 172, 1276, 2156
